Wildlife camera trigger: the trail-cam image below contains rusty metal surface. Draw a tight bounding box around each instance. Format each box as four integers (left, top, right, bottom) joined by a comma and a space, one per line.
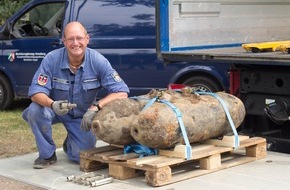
91, 90, 245, 149
91, 98, 147, 145
130, 91, 245, 149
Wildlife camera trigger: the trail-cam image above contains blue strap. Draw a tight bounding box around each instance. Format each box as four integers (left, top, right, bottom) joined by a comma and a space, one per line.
125, 96, 159, 157
142, 97, 158, 111
159, 99, 192, 160
124, 143, 158, 158
129, 96, 157, 111
129, 95, 192, 159
197, 92, 240, 148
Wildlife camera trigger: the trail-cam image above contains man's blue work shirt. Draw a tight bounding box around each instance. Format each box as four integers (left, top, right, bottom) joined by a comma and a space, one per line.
28, 47, 129, 118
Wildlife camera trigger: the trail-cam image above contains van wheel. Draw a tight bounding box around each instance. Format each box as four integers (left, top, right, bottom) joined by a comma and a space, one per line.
0, 75, 14, 110
182, 76, 222, 92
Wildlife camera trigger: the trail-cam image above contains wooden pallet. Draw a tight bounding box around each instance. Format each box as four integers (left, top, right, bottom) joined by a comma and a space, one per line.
80, 136, 266, 187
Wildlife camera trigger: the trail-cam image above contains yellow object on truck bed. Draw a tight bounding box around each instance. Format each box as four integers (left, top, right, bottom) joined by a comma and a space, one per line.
278, 44, 290, 54
242, 41, 290, 53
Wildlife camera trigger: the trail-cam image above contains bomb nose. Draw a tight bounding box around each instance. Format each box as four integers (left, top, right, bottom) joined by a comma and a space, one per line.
131, 127, 139, 137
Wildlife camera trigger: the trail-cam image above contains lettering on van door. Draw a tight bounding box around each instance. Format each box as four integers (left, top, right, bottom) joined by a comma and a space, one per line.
10, 52, 46, 62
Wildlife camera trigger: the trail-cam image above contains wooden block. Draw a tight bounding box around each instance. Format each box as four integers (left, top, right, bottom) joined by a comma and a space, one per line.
246, 141, 267, 159
200, 153, 221, 170
80, 158, 107, 172
158, 145, 188, 159
94, 149, 124, 160
145, 166, 172, 186
109, 164, 140, 180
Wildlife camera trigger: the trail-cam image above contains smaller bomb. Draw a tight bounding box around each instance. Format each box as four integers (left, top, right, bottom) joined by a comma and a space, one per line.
91, 98, 147, 145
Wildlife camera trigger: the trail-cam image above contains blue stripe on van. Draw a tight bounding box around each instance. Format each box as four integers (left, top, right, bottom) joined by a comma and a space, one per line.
170, 43, 243, 52
159, 0, 169, 52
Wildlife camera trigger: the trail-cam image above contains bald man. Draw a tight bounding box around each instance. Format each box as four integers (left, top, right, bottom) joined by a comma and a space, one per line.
22, 21, 129, 169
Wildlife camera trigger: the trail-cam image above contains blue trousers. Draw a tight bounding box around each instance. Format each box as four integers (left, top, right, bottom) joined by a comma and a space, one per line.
22, 102, 96, 163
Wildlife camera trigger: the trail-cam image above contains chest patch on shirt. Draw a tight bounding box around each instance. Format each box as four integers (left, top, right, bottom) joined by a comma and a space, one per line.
53, 77, 69, 84
111, 72, 122, 82
37, 73, 48, 86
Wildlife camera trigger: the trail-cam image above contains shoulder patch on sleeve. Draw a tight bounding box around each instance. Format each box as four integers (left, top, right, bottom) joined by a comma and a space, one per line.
37, 73, 49, 86
111, 72, 122, 82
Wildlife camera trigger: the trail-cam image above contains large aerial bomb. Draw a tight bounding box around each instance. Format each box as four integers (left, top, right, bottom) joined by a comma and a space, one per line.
130, 90, 245, 149
91, 89, 246, 149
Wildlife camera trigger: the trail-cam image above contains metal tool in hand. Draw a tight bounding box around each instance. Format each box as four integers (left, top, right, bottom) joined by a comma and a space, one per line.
60, 102, 77, 109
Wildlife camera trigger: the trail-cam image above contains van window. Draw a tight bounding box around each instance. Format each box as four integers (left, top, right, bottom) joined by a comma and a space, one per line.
12, 2, 65, 38
72, 0, 155, 39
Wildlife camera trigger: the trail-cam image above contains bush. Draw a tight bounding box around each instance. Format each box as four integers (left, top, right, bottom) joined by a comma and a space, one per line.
0, 0, 30, 25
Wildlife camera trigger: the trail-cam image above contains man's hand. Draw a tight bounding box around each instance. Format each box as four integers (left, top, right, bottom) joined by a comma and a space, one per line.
81, 110, 98, 131
51, 100, 76, 115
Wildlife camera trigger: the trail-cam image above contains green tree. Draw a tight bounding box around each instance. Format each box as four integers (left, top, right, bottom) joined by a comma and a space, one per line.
0, 0, 30, 25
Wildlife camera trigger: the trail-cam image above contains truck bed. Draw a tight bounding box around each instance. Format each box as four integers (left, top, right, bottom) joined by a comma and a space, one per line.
161, 47, 290, 66
157, 0, 290, 66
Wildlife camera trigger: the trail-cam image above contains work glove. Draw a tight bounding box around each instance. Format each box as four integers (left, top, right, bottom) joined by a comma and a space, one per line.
51, 100, 77, 115
81, 109, 98, 131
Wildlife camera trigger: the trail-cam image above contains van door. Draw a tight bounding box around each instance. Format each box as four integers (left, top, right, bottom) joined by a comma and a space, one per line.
1, 2, 65, 98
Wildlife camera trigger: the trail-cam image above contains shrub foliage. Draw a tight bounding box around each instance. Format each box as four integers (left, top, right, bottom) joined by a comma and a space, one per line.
0, 0, 30, 25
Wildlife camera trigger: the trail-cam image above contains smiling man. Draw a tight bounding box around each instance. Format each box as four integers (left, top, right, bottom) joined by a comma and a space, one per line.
22, 21, 129, 169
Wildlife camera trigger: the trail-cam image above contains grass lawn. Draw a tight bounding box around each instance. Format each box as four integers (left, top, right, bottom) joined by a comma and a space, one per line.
0, 99, 67, 158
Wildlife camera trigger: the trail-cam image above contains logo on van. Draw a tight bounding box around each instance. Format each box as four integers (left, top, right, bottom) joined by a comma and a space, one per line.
15, 52, 46, 62
8, 52, 15, 62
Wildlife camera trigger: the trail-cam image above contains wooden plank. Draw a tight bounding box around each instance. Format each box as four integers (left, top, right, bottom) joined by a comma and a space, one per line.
191, 146, 232, 160
79, 136, 267, 187
110, 144, 124, 148
159, 143, 215, 159
94, 149, 124, 160
204, 135, 249, 147
151, 156, 257, 186
239, 137, 266, 148
80, 145, 119, 158
108, 152, 139, 161
221, 154, 257, 168
127, 155, 167, 165
142, 157, 185, 169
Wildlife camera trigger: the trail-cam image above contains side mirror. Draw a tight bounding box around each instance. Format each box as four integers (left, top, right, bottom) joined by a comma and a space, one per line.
2, 22, 13, 36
